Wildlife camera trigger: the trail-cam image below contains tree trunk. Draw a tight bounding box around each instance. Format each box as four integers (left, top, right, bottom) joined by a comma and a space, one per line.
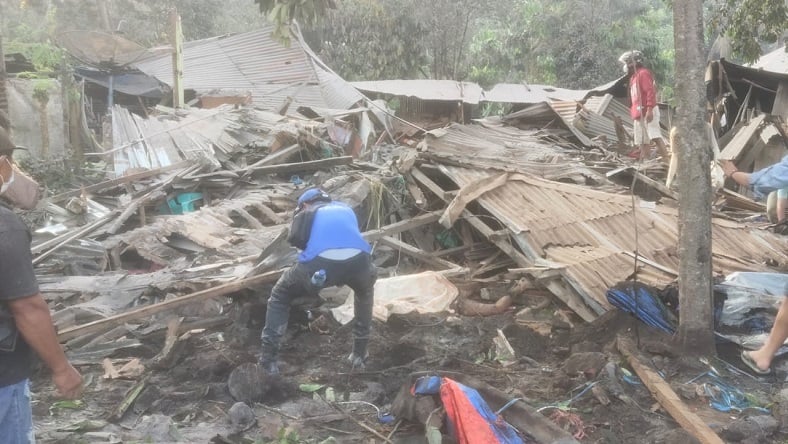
673, 0, 715, 355
0, 25, 8, 115
96, 0, 112, 31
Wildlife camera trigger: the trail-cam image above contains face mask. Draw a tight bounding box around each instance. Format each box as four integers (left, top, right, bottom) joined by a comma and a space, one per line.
0, 164, 13, 194
622, 63, 629, 74
0, 156, 40, 210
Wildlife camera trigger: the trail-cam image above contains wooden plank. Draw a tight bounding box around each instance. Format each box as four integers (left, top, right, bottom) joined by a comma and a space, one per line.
378, 236, 458, 270
362, 210, 441, 242
48, 161, 192, 204
439, 172, 509, 227
411, 167, 447, 200
617, 336, 725, 444
240, 143, 303, 173
106, 164, 199, 235
190, 156, 354, 179
57, 269, 283, 342
719, 114, 766, 161
773, 81, 788, 119
606, 167, 678, 200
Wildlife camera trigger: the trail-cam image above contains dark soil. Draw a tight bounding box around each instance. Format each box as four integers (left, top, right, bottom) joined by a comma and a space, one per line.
31, 288, 785, 443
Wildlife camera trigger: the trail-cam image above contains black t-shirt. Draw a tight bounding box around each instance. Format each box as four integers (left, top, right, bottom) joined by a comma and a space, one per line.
0, 204, 38, 387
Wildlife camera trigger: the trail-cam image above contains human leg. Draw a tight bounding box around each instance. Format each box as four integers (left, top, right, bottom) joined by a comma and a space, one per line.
745, 297, 788, 372
260, 263, 310, 372
344, 255, 377, 366
633, 119, 651, 160
0, 379, 35, 444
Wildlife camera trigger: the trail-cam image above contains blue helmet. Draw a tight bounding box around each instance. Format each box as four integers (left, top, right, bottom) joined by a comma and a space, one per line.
297, 188, 331, 208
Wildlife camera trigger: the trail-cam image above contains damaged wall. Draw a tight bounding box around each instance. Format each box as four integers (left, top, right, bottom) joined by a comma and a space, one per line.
6, 78, 66, 158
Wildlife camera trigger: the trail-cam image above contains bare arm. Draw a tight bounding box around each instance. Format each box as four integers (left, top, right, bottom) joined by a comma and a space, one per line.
720, 160, 751, 186
8, 293, 82, 399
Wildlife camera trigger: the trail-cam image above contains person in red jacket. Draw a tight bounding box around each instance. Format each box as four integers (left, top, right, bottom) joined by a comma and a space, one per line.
619, 50, 670, 162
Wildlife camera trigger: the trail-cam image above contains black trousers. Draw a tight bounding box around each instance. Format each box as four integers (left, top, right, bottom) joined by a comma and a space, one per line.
261, 252, 377, 360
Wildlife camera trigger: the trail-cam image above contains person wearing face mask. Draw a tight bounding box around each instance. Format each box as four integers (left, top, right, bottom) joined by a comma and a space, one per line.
0, 122, 83, 443
618, 50, 670, 163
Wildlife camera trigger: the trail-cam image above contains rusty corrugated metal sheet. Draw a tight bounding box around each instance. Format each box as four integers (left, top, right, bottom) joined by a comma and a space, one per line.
133, 27, 361, 111
351, 80, 483, 104
438, 165, 788, 315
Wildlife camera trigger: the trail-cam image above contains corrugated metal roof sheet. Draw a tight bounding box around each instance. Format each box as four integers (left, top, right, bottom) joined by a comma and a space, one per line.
110, 105, 289, 176
351, 80, 483, 104
483, 83, 588, 103
751, 45, 788, 74
421, 123, 608, 184
133, 26, 361, 111
439, 165, 788, 314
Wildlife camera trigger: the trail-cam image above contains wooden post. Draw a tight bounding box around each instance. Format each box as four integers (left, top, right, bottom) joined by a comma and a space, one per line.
618, 336, 725, 444
169, 8, 184, 108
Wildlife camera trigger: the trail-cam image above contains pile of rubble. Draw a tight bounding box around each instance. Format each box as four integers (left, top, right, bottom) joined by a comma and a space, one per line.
26, 86, 788, 442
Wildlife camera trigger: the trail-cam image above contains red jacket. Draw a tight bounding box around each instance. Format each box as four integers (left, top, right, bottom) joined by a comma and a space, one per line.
628, 67, 657, 120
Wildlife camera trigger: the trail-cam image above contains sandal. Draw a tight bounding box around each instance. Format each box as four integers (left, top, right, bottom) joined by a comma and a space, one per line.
740, 350, 771, 375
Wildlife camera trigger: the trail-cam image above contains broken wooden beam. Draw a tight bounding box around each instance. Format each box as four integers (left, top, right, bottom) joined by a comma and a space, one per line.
362, 210, 441, 242
150, 317, 183, 369
106, 164, 199, 235
719, 114, 767, 161
58, 269, 283, 342
31, 212, 116, 258
617, 335, 725, 444
411, 167, 448, 200
48, 161, 192, 204
439, 172, 509, 228
378, 236, 458, 270
193, 156, 354, 179
605, 166, 678, 200
241, 143, 304, 172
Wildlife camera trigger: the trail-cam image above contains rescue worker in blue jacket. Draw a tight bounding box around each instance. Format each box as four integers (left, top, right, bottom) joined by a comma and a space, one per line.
260, 188, 376, 375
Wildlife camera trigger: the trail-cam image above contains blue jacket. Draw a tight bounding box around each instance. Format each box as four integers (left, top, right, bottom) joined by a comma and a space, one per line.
750, 155, 788, 199
296, 202, 371, 262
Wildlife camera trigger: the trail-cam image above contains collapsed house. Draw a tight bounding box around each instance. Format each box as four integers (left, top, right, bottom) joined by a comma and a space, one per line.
19, 26, 788, 443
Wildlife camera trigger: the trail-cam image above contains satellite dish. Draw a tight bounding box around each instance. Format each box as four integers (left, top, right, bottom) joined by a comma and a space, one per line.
57, 30, 151, 71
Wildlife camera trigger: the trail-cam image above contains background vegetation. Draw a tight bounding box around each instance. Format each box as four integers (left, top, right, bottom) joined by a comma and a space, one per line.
1, 0, 785, 104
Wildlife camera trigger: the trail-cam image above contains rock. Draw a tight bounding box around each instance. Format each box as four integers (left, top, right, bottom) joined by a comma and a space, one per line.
647, 428, 700, 444
674, 383, 698, 400
228, 402, 256, 433
130, 414, 181, 442
722, 415, 778, 442
563, 352, 607, 377
350, 381, 387, 405
775, 387, 788, 431
570, 341, 600, 354
228, 363, 272, 403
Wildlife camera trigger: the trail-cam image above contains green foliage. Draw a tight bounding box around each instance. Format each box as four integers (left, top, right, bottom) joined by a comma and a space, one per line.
253, 0, 336, 44
5, 42, 65, 72
32, 79, 53, 104
303, 0, 429, 80
706, 0, 788, 63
